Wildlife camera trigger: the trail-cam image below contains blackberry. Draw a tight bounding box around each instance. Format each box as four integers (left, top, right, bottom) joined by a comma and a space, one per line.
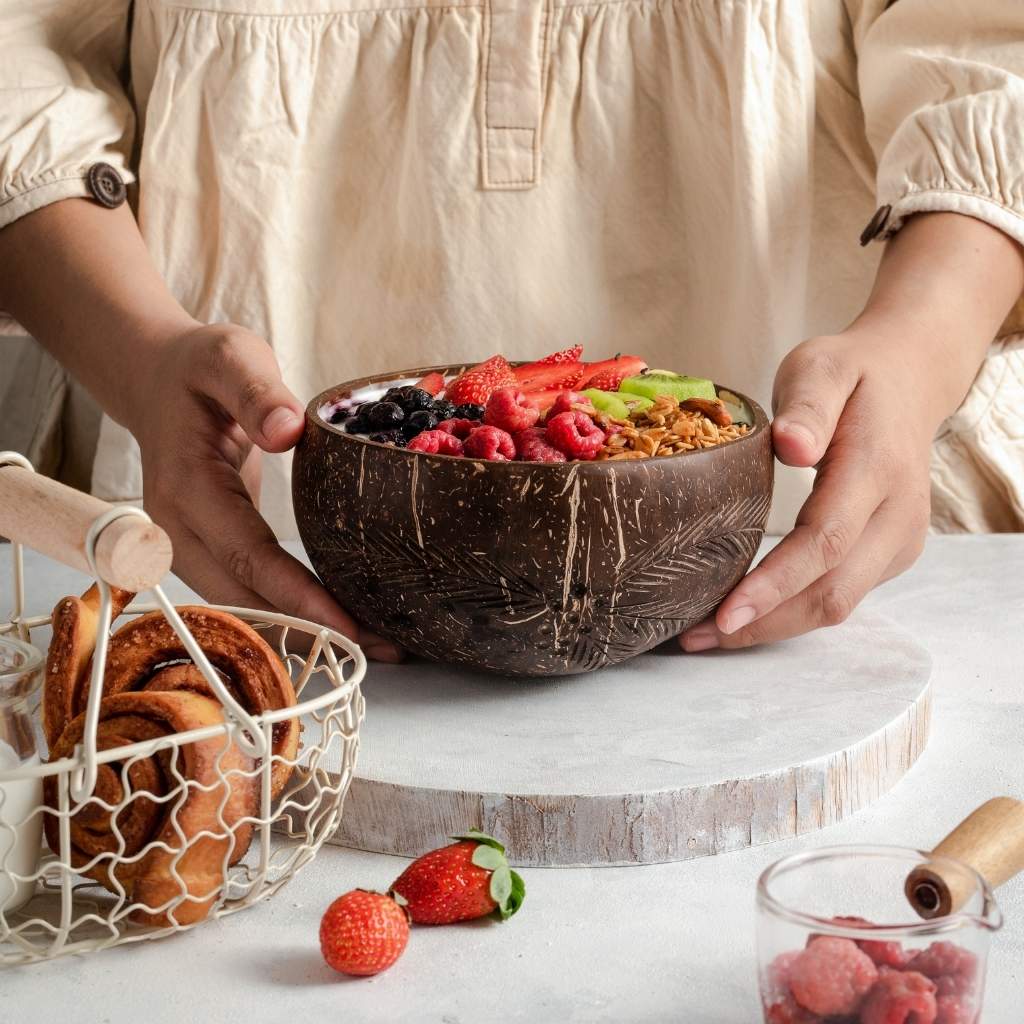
368, 430, 405, 446
345, 416, 371, 435
432, 399, 457, 421
406, 409, 439, 434
401, 388, 435, 412
453, 403, 484, 420
367, 401, 405, 427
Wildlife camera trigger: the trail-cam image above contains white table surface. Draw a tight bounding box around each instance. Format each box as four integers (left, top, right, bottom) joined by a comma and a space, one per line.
2, 536, 1022, 1023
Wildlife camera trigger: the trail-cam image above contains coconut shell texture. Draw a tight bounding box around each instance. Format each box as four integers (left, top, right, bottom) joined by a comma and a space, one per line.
293, 366, 773, 677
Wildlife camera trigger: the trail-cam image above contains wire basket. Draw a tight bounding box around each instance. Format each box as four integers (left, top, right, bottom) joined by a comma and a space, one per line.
0, 453, 366, 965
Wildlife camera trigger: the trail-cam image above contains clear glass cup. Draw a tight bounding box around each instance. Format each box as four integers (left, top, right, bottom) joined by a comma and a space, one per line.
0, 635, 44, 916
757, 846, 1002, 1023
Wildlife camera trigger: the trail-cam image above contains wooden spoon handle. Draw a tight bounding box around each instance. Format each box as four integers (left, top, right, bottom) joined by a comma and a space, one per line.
0, 465, 171, 591
905, 797, 1024, 919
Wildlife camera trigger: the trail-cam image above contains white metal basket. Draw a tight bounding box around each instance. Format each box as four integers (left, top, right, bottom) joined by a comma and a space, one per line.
0, 453, 365, 965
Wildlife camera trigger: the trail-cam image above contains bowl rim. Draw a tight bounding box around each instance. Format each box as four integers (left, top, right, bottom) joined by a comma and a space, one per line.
304, 363, 771, 467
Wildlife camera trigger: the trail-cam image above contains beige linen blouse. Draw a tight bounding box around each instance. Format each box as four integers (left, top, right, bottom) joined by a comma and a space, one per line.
1, 0, 1023, 538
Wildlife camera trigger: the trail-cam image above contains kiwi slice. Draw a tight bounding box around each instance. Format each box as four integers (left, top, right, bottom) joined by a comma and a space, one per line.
618, 371, 716, 403
581, 389, 630, 419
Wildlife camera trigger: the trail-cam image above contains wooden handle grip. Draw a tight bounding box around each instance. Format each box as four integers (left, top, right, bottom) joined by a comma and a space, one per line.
906, 797, 1024, 919
0, 466, 172, 591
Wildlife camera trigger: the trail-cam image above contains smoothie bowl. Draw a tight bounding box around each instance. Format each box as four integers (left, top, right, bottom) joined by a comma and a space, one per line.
292, 350, 773, 676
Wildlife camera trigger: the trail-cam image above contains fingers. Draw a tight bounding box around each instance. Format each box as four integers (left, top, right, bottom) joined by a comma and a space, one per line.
184, 457, 404, 663
680, 503, 918, 652
771, 341, 860, 467
186, 327, 305, 453
714, 430, 885, 635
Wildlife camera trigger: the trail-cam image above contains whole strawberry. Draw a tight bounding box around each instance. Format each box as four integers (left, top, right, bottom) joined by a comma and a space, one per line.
391, 829, 525, 925
319, 890, 410, 976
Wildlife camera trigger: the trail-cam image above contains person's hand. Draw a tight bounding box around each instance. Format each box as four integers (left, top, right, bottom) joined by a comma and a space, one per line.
128, 322, 402, 662
680, 328, 934, 651
679, 212, 1024, 652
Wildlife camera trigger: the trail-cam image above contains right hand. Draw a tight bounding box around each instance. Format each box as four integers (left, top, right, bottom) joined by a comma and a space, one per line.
128, 322, 402, 662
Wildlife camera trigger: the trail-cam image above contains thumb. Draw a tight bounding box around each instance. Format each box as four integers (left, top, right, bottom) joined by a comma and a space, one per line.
771, 341, 857, 467
192, 326, 305, 453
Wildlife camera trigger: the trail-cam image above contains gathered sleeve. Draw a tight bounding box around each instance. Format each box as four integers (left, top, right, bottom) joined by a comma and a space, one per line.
849, 0, 1024, 249
0, 0, 135, 232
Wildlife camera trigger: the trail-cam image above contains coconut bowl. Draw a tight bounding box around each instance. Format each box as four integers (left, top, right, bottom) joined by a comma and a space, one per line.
292, 364, 773, 677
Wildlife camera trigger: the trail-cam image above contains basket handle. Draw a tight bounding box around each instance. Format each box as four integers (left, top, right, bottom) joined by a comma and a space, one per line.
0, 461, 172, 590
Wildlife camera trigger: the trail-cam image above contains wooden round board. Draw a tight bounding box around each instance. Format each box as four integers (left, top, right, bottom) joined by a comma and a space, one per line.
331, 610, 931, 866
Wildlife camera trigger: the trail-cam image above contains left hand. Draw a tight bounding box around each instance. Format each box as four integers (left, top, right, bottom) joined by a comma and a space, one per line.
679, 211, 1024, 652
680, 327, 935, 651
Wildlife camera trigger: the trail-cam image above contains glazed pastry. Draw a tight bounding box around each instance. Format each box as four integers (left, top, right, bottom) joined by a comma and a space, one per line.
43, 583, 134, 749
43, 690, 257, 926
44, 594, 300, 798
81, 607, 299, 798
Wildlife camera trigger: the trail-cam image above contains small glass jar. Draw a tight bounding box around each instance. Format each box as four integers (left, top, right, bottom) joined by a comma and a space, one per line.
757, 846, 1002, 1023
0, 635, 44, 916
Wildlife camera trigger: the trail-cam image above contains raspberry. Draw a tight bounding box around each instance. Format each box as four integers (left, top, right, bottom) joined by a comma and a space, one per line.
763, 994, 824, 1024
935, 994, 977, 1024
788, 937, 878, 1017
812, 916, 912, 969
484, 388, 540, 433
406, 429, 464, 456
860, 970, 937, 1024
518, 439, 567, 463
547, 390, 590, 419
761, 952, 802, 1005
464, 425, 516, 462
436, 418, 478, 439
910, 943, 978, 996
545, 411, 606, 460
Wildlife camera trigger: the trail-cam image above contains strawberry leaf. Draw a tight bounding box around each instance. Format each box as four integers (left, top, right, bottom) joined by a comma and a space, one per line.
489, 866, 526, 920
505, 870, 526, 917
451, 829, 505, 854
490, 865, 512, 909
471, 845, 506, 871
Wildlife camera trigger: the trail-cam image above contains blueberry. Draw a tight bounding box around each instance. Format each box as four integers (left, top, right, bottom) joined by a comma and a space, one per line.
453, 403, 484, 420
382, 387, 407, 403
327, 407, 350, 425
402, 388, 435, 413
406, 409, 439, 433
345, 416, 371, 435
368, 401, 405, 427
432, 399, 457, 421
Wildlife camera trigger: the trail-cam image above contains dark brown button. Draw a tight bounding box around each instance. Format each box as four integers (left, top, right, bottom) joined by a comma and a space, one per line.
86, 162, 127, 209
859, 204, 892, 247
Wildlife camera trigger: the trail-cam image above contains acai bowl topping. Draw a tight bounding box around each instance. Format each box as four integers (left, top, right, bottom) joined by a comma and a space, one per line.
320, 348, 752, 462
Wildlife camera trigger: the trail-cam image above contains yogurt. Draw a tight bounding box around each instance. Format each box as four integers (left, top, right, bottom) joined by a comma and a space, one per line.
0, 744, 42, 915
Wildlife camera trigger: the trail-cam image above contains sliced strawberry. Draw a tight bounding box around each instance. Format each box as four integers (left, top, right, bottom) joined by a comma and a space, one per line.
533, 344, 583, 366
520, 388, 568, 412
445, 355, 516, 406
413, 371, 445, 396
513, 361, 586, 391
577, 354, 648, 391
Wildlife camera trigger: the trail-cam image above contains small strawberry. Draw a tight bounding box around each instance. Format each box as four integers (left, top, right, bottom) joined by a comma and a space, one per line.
319, 890, 410, 976
413, 371, 446, 396
513, 360, 585, 391
577, 354, 648, 391
445, 356, 516, 406
390, 829, 526, 925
